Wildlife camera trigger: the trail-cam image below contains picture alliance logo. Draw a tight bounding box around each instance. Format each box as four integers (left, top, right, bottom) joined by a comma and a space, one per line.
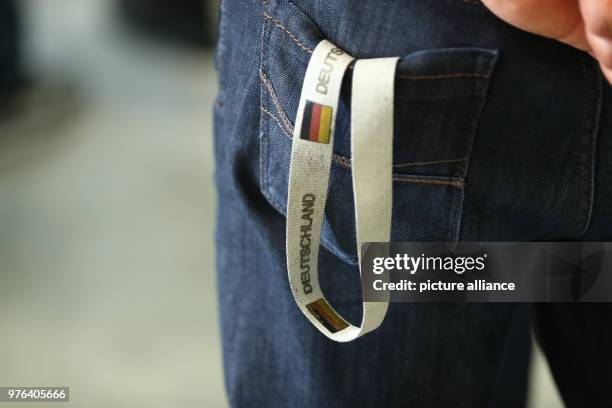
372, 253, 489, 275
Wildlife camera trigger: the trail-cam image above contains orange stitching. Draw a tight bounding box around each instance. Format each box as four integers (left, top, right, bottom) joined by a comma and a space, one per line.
261, 106, 463, 188
397, 72, 491, 80
260, 71, 295, 133
260, 105, 467, 173
260, 106, 348, 166
393, 158, 467, 167
261, 76, 468, 180
261, 106, 293, 138
263, 14, 488, 81
263, 12, 314, 54
351, 64, 488, 81
393, 176, 464, 188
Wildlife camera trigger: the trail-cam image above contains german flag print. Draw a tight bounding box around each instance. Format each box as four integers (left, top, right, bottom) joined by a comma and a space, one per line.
306, 298, 349, 333
300, 101, 332, 144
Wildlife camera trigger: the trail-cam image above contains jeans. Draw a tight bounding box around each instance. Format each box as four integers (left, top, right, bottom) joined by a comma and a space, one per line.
214, 1, 612, 406
0, 0, 19, 99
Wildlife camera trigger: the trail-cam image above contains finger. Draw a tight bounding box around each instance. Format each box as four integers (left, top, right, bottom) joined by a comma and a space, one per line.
481, 0, 591, 51
580, 0, 612, 71
600, 62, 612, 83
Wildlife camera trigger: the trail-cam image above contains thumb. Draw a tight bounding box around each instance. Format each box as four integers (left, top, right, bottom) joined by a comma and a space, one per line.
579, 0, 612, 82
481, 0, 591, 51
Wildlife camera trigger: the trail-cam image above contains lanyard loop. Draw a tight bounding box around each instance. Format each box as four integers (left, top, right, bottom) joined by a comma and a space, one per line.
286, 40, 398, 342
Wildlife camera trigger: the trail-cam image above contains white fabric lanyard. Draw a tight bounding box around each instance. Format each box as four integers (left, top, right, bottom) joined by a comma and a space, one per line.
286, 39, 398, 342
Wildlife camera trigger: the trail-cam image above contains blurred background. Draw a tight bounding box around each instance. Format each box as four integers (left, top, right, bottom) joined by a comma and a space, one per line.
0, 0, 565, 407
0, 0, 224, 407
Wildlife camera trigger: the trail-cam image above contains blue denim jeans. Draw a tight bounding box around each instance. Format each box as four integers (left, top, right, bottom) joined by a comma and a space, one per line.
0, 0, 20, 99
214, 1, 612, 406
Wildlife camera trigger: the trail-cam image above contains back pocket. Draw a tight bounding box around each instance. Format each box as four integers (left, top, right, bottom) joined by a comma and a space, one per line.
259, 0, 498, 265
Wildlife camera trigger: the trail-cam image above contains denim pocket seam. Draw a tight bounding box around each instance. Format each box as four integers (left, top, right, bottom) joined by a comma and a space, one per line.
260, 70, 294, 135
259, 91, 467, 188
263, 11, 494, 83
260, 101, 466, 190
263, 11, 314, 54
393, 175, 464, 188
264, 13, 496, 82
455, 51, 499, 240
397, 72, 491, 80
393, 158, 468, 168
449, 188, 465, 241
577, 55, 603, 237
260, 69, 475, 172
461, 50, 499, 177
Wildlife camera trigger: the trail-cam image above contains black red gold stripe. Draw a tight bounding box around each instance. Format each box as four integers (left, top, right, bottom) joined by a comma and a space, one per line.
300, 100, 332, 144
306, 298, 349, 333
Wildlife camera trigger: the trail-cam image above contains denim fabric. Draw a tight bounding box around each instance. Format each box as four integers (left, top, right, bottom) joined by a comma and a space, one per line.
214, 1, 612, 407
0, 0, 20, 98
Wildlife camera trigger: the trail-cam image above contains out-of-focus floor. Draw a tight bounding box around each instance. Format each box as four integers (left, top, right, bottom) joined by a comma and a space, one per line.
0, 0, 226, 407
0, 0, 565, 407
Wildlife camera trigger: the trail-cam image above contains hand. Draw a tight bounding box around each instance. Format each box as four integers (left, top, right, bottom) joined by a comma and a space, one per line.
481, 0, 612, 83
